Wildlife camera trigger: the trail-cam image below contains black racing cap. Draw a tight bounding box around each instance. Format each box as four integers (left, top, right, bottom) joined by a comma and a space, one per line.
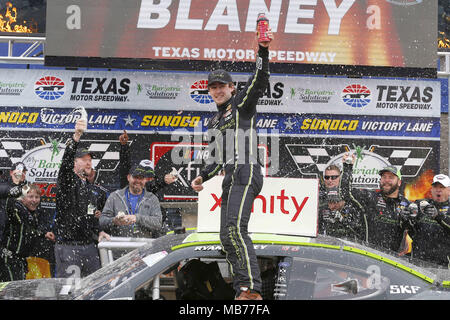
326, 187, 342, 203
75, 148, 94, 159
207, 69, 233, 86
129, 160, 155, 178
10, 161, 27, 172
379, 165, 401, 180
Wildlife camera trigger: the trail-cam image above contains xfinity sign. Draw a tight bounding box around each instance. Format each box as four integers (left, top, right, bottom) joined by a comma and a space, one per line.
197, 176, 319, 237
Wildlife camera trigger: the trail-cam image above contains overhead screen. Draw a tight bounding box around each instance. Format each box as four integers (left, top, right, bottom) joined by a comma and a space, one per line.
45, 0, 437, 77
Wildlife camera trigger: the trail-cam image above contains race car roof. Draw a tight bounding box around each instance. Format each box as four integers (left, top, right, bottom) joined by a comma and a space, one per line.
168, 230, 450, 288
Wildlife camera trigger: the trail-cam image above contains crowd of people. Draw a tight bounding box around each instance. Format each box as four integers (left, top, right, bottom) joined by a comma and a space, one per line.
0, 115, 448, 295
0, 124, 177, 281
0, 34, 448, 301
318, 154, 450, 268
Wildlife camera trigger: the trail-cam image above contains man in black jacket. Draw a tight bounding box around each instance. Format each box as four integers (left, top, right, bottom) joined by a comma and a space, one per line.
411, 174, 450, 267
118, 130, 177, 193
318, 154, 368, 242
54, 118, 109, 278
191, 30, 273, 300
0, 184, 52, 281
0, 162, 27, 242
342, 164, 410, 252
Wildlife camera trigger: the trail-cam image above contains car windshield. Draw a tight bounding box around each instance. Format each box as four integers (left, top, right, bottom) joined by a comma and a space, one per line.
74, 233, 185, 299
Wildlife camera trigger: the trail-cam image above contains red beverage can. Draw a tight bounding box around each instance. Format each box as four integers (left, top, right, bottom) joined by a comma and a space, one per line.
257, 13, 270, 43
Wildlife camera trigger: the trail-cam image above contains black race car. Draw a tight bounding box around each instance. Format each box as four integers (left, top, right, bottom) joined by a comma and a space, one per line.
0, 230, 449, 300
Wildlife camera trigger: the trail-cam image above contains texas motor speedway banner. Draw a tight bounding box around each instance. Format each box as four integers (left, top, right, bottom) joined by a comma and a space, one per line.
0, 69, 442, 116
0, 69, 442, 205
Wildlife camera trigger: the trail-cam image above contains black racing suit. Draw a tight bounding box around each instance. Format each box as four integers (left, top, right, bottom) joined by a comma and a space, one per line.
200, 45, 270, 294
0, 178, 25, 243
351, 188, 410, 252
411, 199, 449, 267
319, 163, 368, 242
340, 163, 410, 252
0, 198, 46, 281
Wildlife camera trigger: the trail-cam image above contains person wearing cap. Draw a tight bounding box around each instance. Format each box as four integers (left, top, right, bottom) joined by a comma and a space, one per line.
318, 154, 367, 242
53, 118, 110, 278
410, 174, 450, 267
191, 29, 273, 300
348, 164, 411, 252
0, 184, 54, 281
118, 130, 177, 235
100, 161, 162, 257
0, 162, 28, 243
118, 130, 176, 195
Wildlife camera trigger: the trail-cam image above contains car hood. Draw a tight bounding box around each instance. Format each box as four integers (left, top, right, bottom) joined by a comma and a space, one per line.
0, 278, 76, 300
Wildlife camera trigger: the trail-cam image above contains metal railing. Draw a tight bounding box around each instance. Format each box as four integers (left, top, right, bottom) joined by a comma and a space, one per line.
0, 35, 45, 64
438, 51, 450, 77
97, 236, 154, 267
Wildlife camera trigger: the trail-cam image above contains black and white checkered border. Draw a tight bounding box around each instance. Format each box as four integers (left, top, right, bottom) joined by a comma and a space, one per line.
285, 143, 432, 178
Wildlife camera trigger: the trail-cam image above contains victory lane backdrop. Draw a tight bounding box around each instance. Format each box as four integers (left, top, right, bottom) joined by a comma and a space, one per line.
0, 123, 439, 203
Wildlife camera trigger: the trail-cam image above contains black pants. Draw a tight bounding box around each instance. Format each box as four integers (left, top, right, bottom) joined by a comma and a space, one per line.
220, 164, 263, 294
0, 254, 27, 282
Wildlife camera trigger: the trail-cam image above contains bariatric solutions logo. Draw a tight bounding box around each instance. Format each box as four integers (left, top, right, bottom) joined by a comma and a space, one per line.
34, 76, 65, 101
341, 84, 371, 108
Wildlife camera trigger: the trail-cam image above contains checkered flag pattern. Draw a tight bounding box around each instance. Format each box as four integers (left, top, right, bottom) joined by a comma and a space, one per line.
0, 138, 124, 173
370, 146, 432, 177
0, 138, 44, 169
286, 143, 431, 177
285, 144, 349, 174
77, 140, 124, 172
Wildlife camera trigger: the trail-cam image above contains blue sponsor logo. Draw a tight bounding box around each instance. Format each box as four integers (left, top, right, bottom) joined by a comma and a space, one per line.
342, 84, 371, 108
190, 80, 214, 104
34, 76, 65, 101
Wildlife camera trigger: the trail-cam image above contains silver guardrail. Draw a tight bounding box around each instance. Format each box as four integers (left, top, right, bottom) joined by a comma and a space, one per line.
97, 236, 154, 267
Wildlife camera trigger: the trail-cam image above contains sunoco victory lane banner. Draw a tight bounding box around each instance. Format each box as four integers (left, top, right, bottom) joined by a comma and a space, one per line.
0, 107, 440, 139
45, 0, 437, 69
0, 69, 442, 116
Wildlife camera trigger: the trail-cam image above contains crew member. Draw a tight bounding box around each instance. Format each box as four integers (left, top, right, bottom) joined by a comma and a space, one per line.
412, 174, 450, 267
54, 118, 109, 278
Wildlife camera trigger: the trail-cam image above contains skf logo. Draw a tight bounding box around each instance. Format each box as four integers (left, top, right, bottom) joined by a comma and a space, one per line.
190, 80, 213, 104
34, 76, 65, 101
342, 84, 371, 108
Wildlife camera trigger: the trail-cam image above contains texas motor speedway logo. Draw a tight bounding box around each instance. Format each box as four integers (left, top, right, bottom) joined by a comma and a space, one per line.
34, 76, 65, 101
189, 79, 284, 106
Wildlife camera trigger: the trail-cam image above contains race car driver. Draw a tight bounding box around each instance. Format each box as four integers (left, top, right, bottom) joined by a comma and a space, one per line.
191, 29, 273, 300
